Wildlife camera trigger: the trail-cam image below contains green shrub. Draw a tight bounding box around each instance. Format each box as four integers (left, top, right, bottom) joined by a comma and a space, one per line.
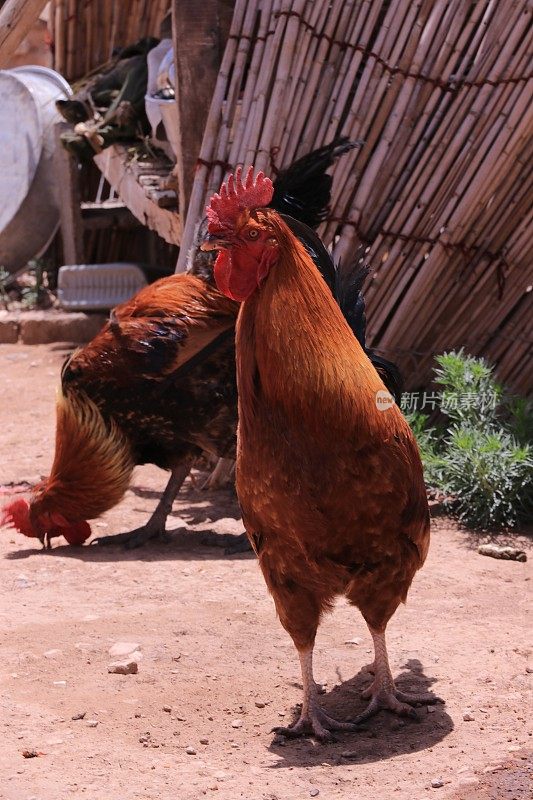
409, 351, 533, 529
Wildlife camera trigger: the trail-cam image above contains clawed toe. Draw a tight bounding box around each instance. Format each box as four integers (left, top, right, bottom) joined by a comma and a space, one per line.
272, 706, 359, 742
352, 686, 424, 725
272, 721, 335, 742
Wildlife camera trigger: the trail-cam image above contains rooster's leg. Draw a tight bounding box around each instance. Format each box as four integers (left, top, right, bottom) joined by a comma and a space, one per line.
93, 462, 191, 548
352, 628, 438, 724
273, 648, 359, 742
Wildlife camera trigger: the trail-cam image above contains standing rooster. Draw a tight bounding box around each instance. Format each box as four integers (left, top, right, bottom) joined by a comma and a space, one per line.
201, 168, 432, 739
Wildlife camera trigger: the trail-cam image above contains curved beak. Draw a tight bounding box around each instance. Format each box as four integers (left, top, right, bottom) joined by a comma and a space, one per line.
200, 233, 230, 252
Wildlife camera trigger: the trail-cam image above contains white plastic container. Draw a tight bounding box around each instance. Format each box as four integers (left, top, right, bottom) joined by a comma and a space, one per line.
58, 263, 147, 311
0, 66, 71, 272
144, 39, 179, 160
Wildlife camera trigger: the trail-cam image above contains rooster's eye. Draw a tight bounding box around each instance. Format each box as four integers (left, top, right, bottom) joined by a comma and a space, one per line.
248, 229, 259, 240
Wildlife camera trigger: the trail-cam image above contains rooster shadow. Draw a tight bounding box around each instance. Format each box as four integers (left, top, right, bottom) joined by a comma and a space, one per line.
268, 658, 453, 766
3, 526, 254, 562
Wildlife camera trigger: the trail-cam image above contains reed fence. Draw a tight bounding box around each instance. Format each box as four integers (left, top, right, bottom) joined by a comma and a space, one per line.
177, 0, 532, 394
49, 0, 170, 80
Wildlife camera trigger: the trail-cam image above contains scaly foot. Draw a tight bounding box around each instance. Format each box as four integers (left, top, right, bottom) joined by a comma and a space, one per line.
352, 676, 439, 725
92, 523, 171, 548
273, 703, 359, 742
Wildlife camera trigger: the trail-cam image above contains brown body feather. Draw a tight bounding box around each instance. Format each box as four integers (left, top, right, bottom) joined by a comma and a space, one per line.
27, 274, 239, 532
235, 214, 429, 646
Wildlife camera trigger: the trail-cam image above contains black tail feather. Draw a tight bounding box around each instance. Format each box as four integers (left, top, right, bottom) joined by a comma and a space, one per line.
271, 137, 362, 230
333, 256, 404, 403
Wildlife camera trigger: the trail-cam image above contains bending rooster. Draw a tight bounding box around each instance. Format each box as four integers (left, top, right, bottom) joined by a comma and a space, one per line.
201, 168, 432, 739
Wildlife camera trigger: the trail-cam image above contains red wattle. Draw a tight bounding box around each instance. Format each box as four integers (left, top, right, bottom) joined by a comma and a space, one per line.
61, 521, 92, 545
214, 250, 261, 302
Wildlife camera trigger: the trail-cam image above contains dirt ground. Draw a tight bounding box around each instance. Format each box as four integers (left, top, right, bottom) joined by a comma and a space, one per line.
0, 343, 531, 800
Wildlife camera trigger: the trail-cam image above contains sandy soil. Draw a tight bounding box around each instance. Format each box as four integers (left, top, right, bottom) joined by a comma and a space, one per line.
0, 343, 531, 800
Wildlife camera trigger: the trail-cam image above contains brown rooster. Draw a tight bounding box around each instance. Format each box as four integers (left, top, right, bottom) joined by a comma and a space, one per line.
201, 168, 433, 740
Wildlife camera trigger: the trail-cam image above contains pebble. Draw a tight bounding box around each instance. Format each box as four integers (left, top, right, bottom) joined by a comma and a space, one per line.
310, 791, 320, 797
53, 681, 67, 687
231, 720, 243, 728
341, 751, 358, 760
162, 705, 172, 713
431, 778, 444, 788
107, 659, 138, 675
462, 712, 475, 721
186, 746, 197, 755
86, 720, 98, 728
344, 637, 363, 645
427, 706, 436, 713
200, 738, 209, 745
255, 701, 266, 708
72, 712, 86, 721
108, 642, 140, 658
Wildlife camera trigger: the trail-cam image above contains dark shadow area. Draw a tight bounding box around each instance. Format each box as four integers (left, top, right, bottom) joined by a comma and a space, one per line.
267, 659, 452, 767
3, 526, 254, 563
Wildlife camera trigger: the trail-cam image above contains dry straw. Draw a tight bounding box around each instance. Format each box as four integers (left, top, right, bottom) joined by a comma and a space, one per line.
177, 0, 532, 394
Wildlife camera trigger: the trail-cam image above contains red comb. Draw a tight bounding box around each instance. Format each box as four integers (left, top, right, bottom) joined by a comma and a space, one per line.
206, 166, 274, 233
0, 498, 35, 538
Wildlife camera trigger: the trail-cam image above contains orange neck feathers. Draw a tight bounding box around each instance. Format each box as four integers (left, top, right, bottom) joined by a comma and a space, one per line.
236, 214, 385, 432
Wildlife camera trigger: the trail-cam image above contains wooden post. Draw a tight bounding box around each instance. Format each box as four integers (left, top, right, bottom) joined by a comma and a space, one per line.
171, 0, 233, 231
54, 122, 85, 265
0, 0, 49, 68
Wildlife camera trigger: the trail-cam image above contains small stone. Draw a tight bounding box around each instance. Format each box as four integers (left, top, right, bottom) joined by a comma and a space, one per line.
53, 681, 67, 687
107, 659, 138, 675
431, 778, 444, 788
526, 666, 532, 674
139, 734, 150, 743
344, 637, 363, 645
463, 712, 475, 721
162, 705, 172, 713
255, 701, 266, 708
200, 738, 209, 745
231, 719, 243, 728
71, 712, 86, 721
310, 791, 320, 797
22, 749, 39, 759
86, 720, 98, 728
186, 746, 197, 755
427, 706, 436, 713
341, 751, 358, 759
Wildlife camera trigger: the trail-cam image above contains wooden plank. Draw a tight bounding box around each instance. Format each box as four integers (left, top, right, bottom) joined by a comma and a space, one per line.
170, 0, 234, 223
0, 0, 49, 68
93, 144, 182, 245
54, 122, 85, 265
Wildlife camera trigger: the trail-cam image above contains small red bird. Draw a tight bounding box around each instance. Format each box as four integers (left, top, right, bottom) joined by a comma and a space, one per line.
202, 167, 433, 740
